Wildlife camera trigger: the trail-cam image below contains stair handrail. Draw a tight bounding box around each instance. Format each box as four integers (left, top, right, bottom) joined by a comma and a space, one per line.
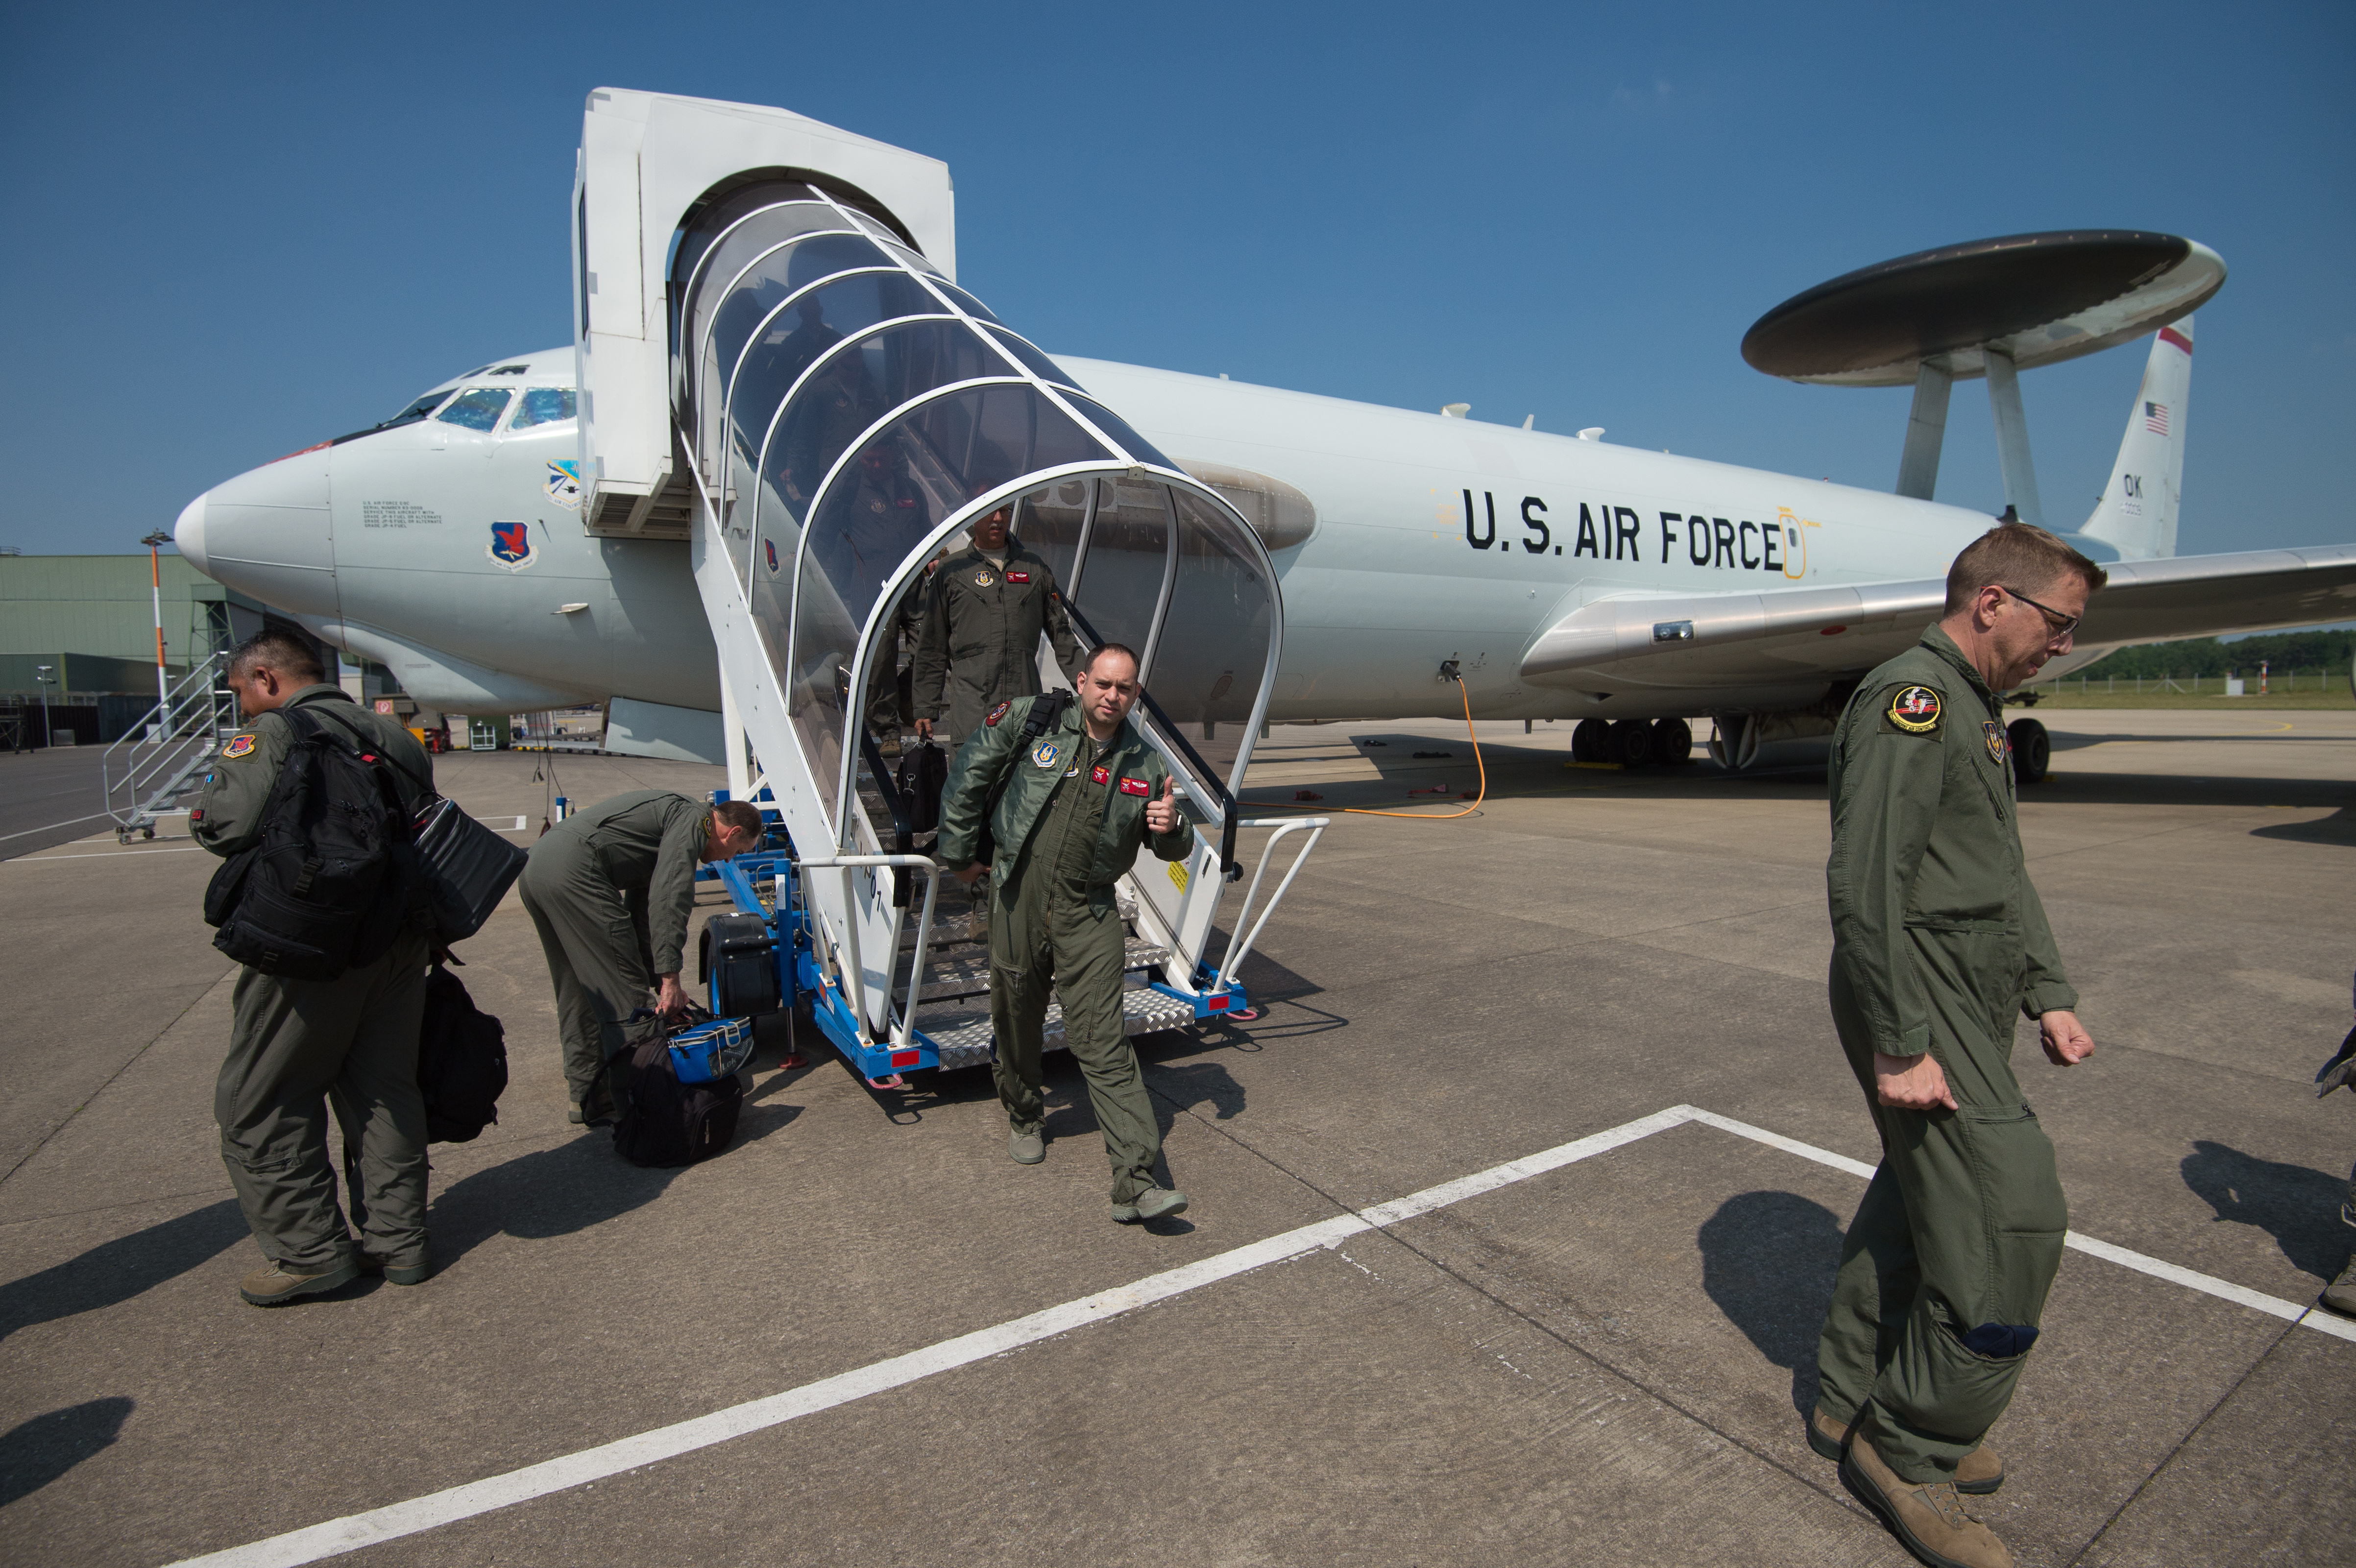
794, 854, 942, 1050
100, 651, 235, 830
1209, 817, 1330, 995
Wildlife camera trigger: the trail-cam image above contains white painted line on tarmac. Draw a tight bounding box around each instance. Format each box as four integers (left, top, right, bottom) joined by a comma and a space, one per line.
1682, 1107, 2356, 1344
162, 1104, 2352, 1568
0, 811, 112, 841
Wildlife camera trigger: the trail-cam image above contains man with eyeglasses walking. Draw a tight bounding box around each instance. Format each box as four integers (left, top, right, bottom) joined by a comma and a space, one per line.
1808, 521, 2106, 1568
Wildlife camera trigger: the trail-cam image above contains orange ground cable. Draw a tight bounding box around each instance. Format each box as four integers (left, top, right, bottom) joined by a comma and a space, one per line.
1240, 676, 1487, 820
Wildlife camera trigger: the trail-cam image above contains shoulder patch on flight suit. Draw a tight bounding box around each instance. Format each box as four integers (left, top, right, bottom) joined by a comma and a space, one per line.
1031, 740, 1062, 770
1983, 721, 2006, 762
221, 733, 258, 759
1883, 685, 1942, 734
985, 700, 1012, 726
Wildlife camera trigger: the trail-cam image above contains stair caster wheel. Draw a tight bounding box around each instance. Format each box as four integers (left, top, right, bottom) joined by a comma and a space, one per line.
141, 827, 155, 841
116, 830, 131, 845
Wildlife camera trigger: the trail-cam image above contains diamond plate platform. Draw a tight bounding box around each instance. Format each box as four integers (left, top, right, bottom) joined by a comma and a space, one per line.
921, 983, 1198, 1071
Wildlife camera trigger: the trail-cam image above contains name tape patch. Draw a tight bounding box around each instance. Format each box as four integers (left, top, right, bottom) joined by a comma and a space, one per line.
1006, 570, 1031, 583
1119, 776, 1151, 796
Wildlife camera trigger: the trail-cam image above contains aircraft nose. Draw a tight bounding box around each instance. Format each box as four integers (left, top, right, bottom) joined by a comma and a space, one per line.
181, 446, 338, 615
173, 492, 209, 574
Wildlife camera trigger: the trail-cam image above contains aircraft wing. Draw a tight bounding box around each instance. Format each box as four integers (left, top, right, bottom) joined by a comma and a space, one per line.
1520, 543, 2356, 692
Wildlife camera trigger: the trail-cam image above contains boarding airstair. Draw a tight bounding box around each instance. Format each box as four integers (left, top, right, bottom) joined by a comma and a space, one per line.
622, 157, 1324, 1086
99, 652, 238, 843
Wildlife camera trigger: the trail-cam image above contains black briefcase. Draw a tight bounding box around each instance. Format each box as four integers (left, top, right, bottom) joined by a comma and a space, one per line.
411, 797, 530, 942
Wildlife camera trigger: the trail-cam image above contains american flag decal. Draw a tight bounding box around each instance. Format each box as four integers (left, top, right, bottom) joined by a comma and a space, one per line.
2144, 401, 2170, 435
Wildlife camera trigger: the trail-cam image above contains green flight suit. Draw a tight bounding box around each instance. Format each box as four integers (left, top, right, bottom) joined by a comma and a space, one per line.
193, 684, 436, 1273
909, 540, 1077, 742
518, 790, 711, 1108
1814, 625, 2081, 1484
938, 696, 1193, 1203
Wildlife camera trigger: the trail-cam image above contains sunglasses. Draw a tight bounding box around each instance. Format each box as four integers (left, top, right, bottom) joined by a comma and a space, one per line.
1999, 585, 2081, 640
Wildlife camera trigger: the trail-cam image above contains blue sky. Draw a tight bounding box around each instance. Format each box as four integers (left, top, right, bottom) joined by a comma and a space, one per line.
2, 1, 2349, 563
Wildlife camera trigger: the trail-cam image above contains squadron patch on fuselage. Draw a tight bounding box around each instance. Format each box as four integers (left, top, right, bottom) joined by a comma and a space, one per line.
487, 520, 538, 571
544, 459, 582, 511
1884, 685, 1942, 734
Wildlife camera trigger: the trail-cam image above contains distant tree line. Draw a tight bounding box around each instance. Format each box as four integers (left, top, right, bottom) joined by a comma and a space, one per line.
2072, 627, 2356, 680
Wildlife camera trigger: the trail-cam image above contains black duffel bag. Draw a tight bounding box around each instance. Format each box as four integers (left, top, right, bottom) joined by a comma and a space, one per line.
606, 1006, 744, 1168
410, 796, 529, 942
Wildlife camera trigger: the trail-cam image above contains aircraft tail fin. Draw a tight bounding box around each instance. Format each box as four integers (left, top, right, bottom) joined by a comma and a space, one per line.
2078, 317, 2193, 560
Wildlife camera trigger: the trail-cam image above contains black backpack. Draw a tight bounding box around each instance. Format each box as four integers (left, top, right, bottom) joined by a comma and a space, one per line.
896, 739, 948, 834
203, 707, 421, 981
608, 1007, 744, 1168
417, 958, 508, 1142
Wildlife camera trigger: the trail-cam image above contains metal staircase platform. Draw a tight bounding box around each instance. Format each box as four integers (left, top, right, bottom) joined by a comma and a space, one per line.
918, 983, 1200, 1072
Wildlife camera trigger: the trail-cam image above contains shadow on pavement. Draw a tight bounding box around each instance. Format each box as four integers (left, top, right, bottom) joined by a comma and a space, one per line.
0, 1397, 133, 1507
1697, 1190, 1846, 1416
428, 1104, 801, 1265
0, 1200, 246, 1344
2180, 1140, 2356, 1283
2250, 805, 2356, 846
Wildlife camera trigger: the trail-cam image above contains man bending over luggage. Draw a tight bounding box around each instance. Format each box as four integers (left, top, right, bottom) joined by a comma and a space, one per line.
194, 630, 437, 1306
937, 642, 1194, 1223
520, 792, 764, 1124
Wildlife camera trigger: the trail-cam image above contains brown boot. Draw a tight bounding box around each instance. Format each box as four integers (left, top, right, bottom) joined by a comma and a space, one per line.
1842, 1433, 2013, 1568
239, 1257, 360, 1307
1810, 1407, 2005, 1494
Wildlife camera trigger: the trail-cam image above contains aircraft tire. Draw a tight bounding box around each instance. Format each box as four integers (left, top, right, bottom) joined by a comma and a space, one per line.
2008, 718, 2051, 784
1572, 718, 1610, 763
1650, 717, 1693, 765
1609, 718, 1653, 767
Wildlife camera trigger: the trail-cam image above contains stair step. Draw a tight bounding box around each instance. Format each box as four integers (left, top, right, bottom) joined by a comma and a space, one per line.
897, 936, 1168, 1003
919, 982, 1198, 1071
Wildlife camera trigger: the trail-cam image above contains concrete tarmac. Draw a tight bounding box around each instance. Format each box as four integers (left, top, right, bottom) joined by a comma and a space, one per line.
0, 713, 2349, 1567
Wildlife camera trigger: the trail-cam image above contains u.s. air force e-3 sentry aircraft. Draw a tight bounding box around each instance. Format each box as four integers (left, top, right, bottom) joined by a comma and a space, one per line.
176, 87, 2356, 796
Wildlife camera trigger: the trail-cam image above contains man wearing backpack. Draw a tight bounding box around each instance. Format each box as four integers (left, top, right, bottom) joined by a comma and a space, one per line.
936, 642, 1194, 1223
519, 792, 765, 1124
194, 631, 438, 1306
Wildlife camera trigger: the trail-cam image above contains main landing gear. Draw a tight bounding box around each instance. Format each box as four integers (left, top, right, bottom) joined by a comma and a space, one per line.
2007, 717, 2051, 784
1572, 716, 1693, 768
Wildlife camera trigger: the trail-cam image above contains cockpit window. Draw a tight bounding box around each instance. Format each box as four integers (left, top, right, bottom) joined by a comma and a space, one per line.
389, 390, 454, 423
508, 388, 578, 430
435, 387, 512, 432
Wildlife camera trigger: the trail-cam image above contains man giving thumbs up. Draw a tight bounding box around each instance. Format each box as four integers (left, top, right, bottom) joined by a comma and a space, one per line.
936, 643, 1197, 1222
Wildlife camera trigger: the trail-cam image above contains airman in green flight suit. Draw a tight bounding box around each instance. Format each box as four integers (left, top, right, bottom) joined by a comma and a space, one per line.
911, 501, 1077, 746
937, 643, 1194, 1221
1810, 523, 2105, 1568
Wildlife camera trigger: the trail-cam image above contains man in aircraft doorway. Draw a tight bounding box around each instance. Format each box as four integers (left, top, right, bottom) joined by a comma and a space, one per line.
937, 643, 1193, 1223
1812, 522, 2104, 1568
910, 498, 1077, 749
